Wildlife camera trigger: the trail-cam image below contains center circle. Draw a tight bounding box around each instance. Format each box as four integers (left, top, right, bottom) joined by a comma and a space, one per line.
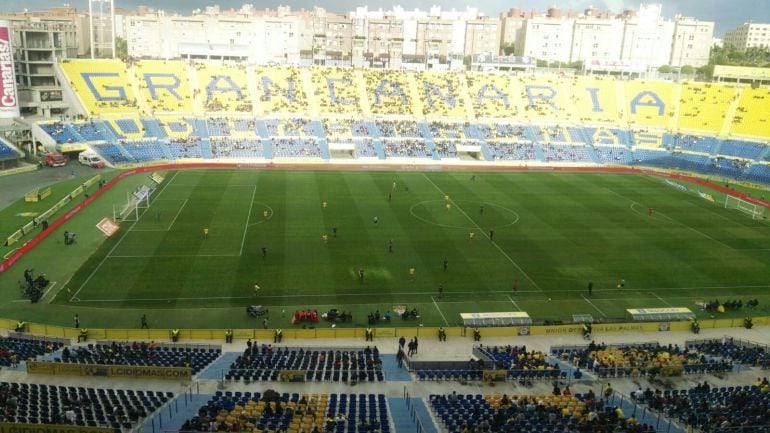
409, 200, 520, 229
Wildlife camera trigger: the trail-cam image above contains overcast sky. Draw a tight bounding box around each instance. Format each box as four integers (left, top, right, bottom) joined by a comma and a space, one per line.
1, 0, 764, 36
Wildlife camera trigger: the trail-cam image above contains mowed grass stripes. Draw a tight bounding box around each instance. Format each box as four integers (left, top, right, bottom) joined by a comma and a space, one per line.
55, 169, 770, 327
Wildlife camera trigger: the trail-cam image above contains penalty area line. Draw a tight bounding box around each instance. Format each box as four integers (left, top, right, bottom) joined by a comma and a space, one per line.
506, 295, 522, 311
431, 296, 450, 326
422, 173, 543, 292
69, 171, 180, 302
240, 186, 257, 256
652, 292, 673, 307
581, 294, 608, 318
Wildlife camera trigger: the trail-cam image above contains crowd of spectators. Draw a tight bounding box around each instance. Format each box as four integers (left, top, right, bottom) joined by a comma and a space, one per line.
383, 139, 431, 158
633, 383, 769, 433
271, 138, 321, 158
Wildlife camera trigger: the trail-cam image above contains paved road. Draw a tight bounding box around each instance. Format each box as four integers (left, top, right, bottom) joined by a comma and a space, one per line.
0, 163, 111, 212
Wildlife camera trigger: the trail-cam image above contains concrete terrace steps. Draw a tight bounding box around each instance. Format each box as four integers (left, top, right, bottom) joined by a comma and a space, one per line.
142, 393, 211, 433
380, 354, 412, 381
608, 393, 686, 433
388, 397, 439, 433
196, 351, 241, 380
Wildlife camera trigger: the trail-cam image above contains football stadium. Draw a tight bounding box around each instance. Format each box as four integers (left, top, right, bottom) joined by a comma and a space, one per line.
0, 2, 769, 433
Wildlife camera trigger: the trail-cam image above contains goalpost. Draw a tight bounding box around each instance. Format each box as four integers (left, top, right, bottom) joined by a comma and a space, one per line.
725, 195, 766, 220
114, 185, 154, 221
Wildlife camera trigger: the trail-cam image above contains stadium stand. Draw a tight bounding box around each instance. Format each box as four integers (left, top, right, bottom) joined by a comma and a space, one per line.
416, 71, 467, 118
254, 67, 310, 115
742, 163, 770, 184
477, 123, 527, 141
634, 384, 769, 433
430, 392, 656, 433
476, 345, 564, 380
383, 139, 432, 158
542, 144, 594, 163
719, 138, 768, 160
731, 86, 770, 139
0, 141, 18, 158
59, 59, 138, 115
570, 76, 624, 124
132, 60, 194, 113
194, 62, 252, 113
50, 61, 770, 184
487, 141, 536, 161
428, 121, 477, 140
167, 137, 203, 159
376, 120, 424, 139
466, 72, 519, 119
71, 122, 107, 142
594, 146, 633, 164
0, 381, 171, 428
120, 139, 170, 162
40, 122, 81, 144
0, 335, 63, 368
624, 80, 675, 129
106, 116, 149, 140
677, 83, 736, 134
520, 76, 576, 124
364, 69, 416, 116
323, 118, 370, 139
311, 67, 363, 115
433, 140, 459, 159
54, 341, 221, 375
180, 392, 390, 433
211, 138, 264, 159
226, 346, 383, 382
669, 135, 718, 154
265, 118, 316, 137
271, 138, 321, 158
686, 338, 770, 368
553, 342, 733, 377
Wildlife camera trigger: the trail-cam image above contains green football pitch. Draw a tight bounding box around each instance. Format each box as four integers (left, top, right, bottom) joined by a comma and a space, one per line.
6, 168, 770, 329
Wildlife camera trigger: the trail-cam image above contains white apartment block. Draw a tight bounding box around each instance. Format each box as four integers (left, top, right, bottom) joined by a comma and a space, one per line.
570, 18, 625, 63
619, 6, 675, 69
125, 12, 304, 63
670, 17, 714, 67
520, 18, 574, 63
520, 5, 713, 69
120, 4, 714, 70
724, 23, 770, 50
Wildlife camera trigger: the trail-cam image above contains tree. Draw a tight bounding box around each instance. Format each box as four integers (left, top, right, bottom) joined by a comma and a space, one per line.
680, 65, 695, 75
536, 59, 548, 68
658, 65, 673, 73
115, 37, 128, 59
502, 43, 516, 56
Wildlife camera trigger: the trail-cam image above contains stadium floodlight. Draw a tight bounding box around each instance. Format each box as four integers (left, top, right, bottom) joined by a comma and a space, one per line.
89, 0, 116, 59
725, 195, 766, 220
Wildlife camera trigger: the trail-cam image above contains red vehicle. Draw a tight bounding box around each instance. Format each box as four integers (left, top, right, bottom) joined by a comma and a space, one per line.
44, 152, 68, 167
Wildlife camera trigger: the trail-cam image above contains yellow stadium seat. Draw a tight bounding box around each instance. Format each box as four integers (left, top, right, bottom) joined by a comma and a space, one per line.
415, 70, 467, 118
518, 75, 576, 124
678, 82, 736, 134
59, 59, 138, 116
364, 69, 417, 116
466, 72, 519, 120
731, 86, 770, 139
132, 60, 194, 114
195, 63, 252, 113
570, 76, 623, 124
311, 67, 363, 115
624, 80, 675, 129
254, 66, 309, 115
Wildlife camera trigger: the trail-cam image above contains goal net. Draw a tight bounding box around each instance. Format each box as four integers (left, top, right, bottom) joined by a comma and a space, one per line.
725, 195, 766, 220
114, 185, 154, 221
